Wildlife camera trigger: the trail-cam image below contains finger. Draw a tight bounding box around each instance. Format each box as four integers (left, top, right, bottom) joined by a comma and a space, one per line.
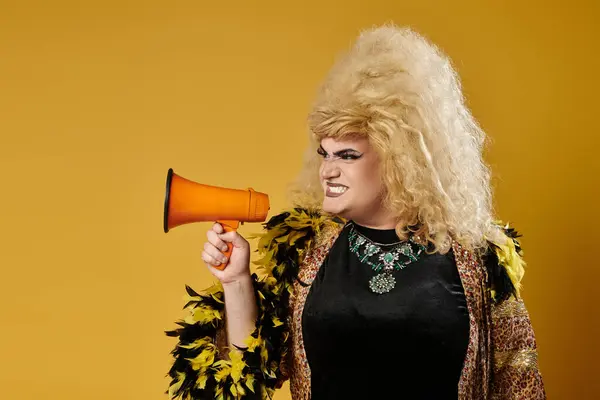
202, 250, 226, 267
203, 242, 228, 264
207, 230, 229, 252
212, 222, 224, 234
206, 263, 226, 279
217, 231, 247, 248
201, 250, 217, 266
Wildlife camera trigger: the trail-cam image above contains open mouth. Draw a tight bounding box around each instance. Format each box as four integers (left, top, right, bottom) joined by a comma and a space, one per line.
326, 183, 348, 197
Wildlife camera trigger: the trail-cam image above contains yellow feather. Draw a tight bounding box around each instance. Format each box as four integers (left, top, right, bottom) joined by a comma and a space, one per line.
167, 372, 185, 399
287, 230, 308, 245
244, 335, 262, 352
204, 281, 223, 295
235, 382, 246, 397
272, 283, 287, 296
252, 227, 285, 250
187, 345, 216, 370
260, 344, 269, 362
265, 386, 276, 398
183, 294, 201, 305
229, 350, 246, 382
188, 306, 222, 324
252, 247, 275, 262
264, 367, 276, 378
252, 249, 277, 272
214, 363, 231, 382
178, 336, 213, 350
196, 373, 208, 389
273, 263, 288, 277
272, 233, 286, 243
209, 292, 225, 304
495, 240, 525, 297
264, 276, 277, 288
487, 223, 526, 298
245, 374, 256, 393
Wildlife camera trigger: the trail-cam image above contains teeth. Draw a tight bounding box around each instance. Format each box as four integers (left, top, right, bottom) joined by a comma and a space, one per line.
329, 186, 347, 194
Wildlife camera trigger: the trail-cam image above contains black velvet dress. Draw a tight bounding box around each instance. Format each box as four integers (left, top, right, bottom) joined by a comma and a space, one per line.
301, 221, 470, 399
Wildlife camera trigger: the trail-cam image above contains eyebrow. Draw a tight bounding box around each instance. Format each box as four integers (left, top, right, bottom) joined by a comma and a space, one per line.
318, 145, 362, 155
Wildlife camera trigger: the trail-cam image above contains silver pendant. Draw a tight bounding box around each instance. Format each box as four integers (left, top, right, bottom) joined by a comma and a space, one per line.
369, 272, 396, 294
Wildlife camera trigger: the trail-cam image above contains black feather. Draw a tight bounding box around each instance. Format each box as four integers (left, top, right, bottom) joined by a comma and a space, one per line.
185, 284, 201, 297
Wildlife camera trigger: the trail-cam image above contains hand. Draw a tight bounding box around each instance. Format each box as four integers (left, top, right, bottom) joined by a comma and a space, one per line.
201, 222, 251, 285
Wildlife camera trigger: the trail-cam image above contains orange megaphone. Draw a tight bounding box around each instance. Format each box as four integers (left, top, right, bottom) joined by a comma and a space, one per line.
163, 168, 270, 270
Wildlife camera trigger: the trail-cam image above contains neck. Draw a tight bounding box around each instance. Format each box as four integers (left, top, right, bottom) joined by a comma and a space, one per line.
352, 218, 397, 230
347, 208, 398, 230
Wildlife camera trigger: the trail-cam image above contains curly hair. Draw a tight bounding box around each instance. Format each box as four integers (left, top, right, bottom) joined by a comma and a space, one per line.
286, 24, 497, 254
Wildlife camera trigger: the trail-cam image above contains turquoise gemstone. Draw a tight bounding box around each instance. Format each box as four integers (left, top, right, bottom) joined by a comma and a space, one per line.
383, 253, 395, 263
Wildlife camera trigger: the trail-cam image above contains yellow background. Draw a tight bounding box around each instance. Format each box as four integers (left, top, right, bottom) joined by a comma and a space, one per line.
1, 0, 598, 399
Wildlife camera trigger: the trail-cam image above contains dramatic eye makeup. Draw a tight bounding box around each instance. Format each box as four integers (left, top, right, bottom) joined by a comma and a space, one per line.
317, 145, 363, 160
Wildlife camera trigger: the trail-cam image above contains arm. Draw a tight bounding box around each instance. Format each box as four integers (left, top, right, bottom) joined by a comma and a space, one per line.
223, 276, 258, 350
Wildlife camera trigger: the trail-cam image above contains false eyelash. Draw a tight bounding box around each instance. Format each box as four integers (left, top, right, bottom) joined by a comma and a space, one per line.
317, 146, 363, 160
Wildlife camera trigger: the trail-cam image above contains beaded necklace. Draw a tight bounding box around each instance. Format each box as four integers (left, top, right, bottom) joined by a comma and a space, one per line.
347, 222, 426, 294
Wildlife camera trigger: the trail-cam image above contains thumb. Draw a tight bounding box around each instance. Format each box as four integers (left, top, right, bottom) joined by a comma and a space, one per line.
218, 231, 247, 248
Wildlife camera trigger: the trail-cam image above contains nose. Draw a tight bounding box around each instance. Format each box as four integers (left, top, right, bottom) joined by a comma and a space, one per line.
320, 159, 340, 180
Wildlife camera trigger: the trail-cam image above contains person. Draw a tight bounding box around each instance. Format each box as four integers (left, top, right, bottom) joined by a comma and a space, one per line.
165, 24, 546, 399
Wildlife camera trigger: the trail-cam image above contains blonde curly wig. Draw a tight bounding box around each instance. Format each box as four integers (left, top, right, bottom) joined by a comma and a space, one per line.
286, 24, 498, 254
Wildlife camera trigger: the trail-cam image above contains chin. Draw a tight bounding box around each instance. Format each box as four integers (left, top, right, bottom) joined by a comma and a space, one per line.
322, 198, 348, 217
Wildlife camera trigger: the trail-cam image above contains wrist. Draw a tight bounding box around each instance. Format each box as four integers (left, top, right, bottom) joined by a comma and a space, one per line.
222, 273, 253, 289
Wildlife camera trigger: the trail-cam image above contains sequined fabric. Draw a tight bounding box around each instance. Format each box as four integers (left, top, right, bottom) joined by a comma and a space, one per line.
490, 298, 546, 399
452, 241, 492, 400
284, 224, 545, 400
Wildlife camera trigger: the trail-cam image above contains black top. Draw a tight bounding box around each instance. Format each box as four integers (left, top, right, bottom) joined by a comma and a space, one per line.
301, 221, 470, 399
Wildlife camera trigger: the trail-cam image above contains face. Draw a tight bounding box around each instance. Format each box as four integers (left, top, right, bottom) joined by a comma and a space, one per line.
319, 137, 387, 225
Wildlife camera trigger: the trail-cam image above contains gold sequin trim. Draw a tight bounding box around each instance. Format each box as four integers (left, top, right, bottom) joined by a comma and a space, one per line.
494, 348, 539, 371
492, 298, 528, 320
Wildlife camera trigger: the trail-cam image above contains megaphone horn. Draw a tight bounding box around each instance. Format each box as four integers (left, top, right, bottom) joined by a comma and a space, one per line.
163, 168, 270, 270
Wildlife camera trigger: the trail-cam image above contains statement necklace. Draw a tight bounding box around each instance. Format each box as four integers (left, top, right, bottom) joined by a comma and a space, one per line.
347, 222, 426, 294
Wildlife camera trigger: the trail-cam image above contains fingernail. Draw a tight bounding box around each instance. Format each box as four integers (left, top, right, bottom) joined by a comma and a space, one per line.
222, 246, 228, 252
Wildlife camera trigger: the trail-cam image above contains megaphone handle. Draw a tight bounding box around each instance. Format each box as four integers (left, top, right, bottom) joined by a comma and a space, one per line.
215, 219, 240, 270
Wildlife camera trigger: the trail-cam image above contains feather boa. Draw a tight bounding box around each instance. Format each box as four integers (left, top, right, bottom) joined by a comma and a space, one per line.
165, 208, 331, 400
